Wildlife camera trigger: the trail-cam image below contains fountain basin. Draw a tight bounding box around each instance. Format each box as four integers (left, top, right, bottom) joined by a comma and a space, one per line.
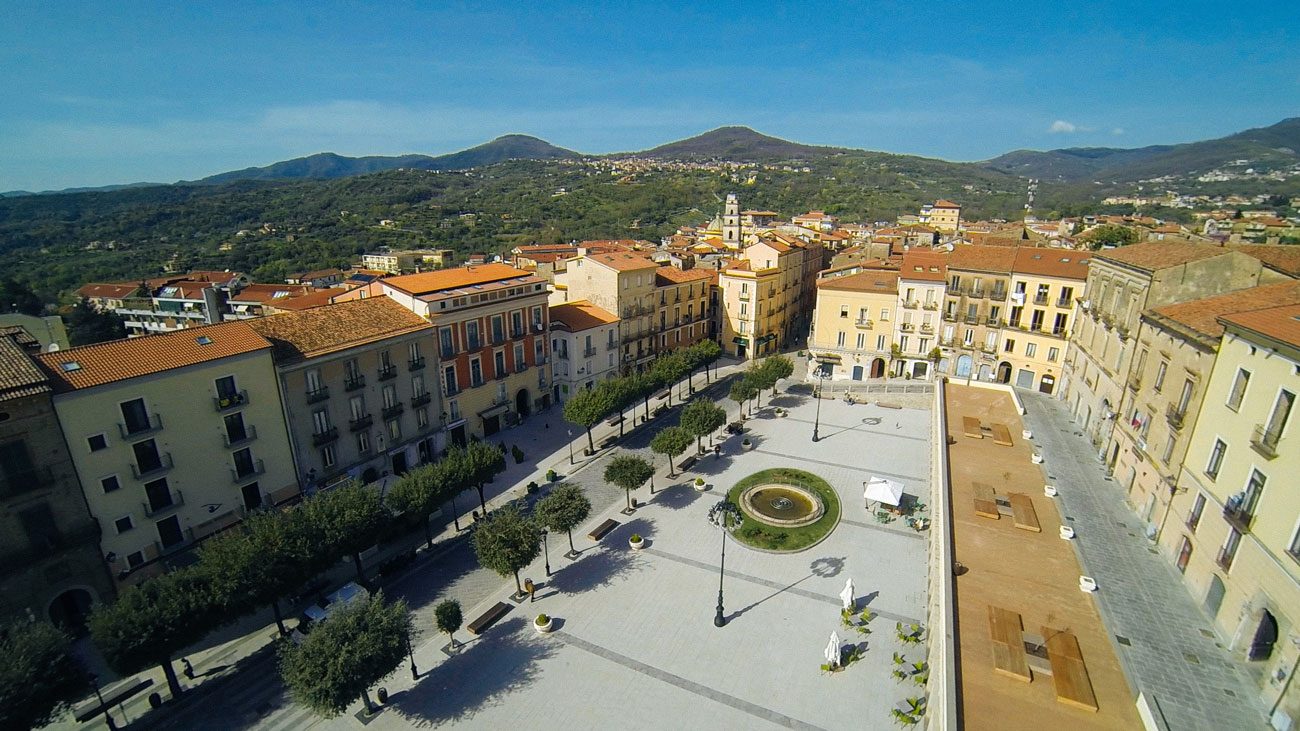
739, 483, 825, 528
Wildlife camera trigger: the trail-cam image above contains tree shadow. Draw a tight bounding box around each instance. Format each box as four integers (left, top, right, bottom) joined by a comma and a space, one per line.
384, 533, 485, 614
544, 541, 642, 595
769, 394, 805, 409
390, 616, 558, 727
653, 483, 702, 511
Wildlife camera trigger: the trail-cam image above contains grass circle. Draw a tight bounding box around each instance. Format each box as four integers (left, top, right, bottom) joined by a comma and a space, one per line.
726, 468, 841, 552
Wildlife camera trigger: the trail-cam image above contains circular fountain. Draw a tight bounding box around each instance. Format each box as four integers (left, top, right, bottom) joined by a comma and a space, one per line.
739, 483, 825, 528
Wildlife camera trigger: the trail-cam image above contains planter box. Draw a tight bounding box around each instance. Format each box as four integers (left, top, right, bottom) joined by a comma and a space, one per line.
629, 537, 645, 550
534, 617, 554, 633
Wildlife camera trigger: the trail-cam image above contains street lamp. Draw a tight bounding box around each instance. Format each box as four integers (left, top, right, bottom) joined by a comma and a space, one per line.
541, 528, 551, 576
87, 673, 118, 731
812, 363, 828, 442
567, 428, 575, 465
707, 499, 743, 627
406, 632, 418, 680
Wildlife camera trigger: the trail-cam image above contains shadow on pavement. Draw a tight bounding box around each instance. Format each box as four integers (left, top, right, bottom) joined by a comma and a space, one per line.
652, 483, 702, 511
545, 543, 642, 596
391, 616, 557, 727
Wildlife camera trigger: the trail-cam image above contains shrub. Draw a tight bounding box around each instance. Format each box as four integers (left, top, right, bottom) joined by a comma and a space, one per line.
535, 614, 549, 624
526, 481, 539, 494
546, 469, 558, 482
630, 533, 642, 542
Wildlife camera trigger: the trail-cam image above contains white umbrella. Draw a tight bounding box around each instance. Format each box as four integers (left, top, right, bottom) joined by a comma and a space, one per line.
864, 477, 904, 507
839, 578, 856, 611
824, 631, 841, 667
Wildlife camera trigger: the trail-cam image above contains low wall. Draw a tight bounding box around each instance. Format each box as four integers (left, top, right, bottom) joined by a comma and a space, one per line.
925, 380, 960, 729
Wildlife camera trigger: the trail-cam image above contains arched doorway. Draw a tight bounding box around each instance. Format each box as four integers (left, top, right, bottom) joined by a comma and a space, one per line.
996, 362, 1012, 383
955, 355, 973, 378
870, 358, 885, 378
1039, 374, 1056, 394
978, 364, 993, 382
48, 588, 94, 636
1249, 609, 1278, 661
851, 365, 864, 381
515, 388, 531, 418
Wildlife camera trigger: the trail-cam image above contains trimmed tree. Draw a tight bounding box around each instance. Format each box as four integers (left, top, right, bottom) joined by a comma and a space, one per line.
199, 508, 315, 635
535, 483, 593, 556
278, 592, 412, 717
385, 463, 453, 549
729, 375, 758, 418
680, 399, 728, 454
301, 481, 389, 586
604, 454, 654, 510
0, 620, 88, 731
687, 339, 722, 385
90, 566, 221, 699
434, 599, 463, 649
563, 384, 615, 454
464, 440, 507, 517
759, 355, 794, 401
651, 352, 691, 407
651, 425, 693, 477
471, 504, 542, 596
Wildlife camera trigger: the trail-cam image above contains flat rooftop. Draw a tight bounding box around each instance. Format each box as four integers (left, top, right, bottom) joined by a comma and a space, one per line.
943, 384, 1140, 730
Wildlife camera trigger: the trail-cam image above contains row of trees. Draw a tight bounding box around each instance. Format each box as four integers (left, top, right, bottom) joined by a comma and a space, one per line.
729, 355, 795, 418
563, 339, 722, 453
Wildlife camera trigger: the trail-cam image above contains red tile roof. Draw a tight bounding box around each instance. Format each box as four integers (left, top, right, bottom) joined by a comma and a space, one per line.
900, 251, 948, 281
77, 283, 140, 299
947, 245, 1018, 274
549, 300, 619, 331
245, 297, 432, 364
1011, 248, 1090, 280
654, 267, 713, 285
817, 270, 900, 294
0, 333, 50, 401
585, 252, 658, 272
1219, 302, 1300, 348
1095, 242, 1226, 272
382, 263, 531, 295
1150, 282, 1300, 340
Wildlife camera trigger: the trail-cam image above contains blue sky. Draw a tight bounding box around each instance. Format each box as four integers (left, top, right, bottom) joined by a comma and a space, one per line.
2, 1, 1296, 190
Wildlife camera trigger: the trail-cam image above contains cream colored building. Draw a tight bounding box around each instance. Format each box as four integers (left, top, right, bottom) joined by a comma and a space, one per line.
552, 252, 660, 372
37, 321, 298, 587
921, 199, 962, 233
1159, 302, 1300, 721
941, 245, 1016, 382
549, 300, 620, 403
997, 247, 1089, 394
375, 264, 552, 441
653, 267, 712, 354
894, 250, 946, 379
808, 270, 899, 380
246, 298, 443, 489
718, 234, 824, 360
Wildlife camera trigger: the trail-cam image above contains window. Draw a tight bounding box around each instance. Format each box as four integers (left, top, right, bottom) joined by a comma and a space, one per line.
449, 400, 460, 420
312, 409, 331, 434
470, 358, 483, 387
412, 374, 425, 397
321, 444, 336, 468
444, 364, 458, 395
1219, 529, 1241, 571
382, 385, 398, 409
306, 368, 323, 393
144, 478, 174, 512
1187, 493, 1206, 531
417, 408, 429, 429
1161, 434, 1176, 464
1154, 361, 1168, 392
1176, 536, 1193, 574
156, 515, 184, 549
101, 475, 120, 493
232, 448, 256, 478
963, 328, 974, 346
880, 308, 890, 321
856, 333, 865, 349
1048, 347, 1060, 362
1025, 343, 1037, 358
876, 335, 886, 350
1226, 368, 1250, 411
439, 327, 455, 358
1003, 339, 1016, 353
899, 336, 909, 351
837, 331, 845, 347
388, 418, 402, 441
215, 375, 238, 401
224, 412, 247, 444
19, 504, 60, 549
349, 395, 366, 421
126, 551, 144, 568
1288, 522, 1300, 561
840, 305, 849, 318
87, 434, 108, 452
491, 315, 505, 343
514, 343, 525, 370
120, 398, 151, 435
114, 515, 134, 534
494, 350, 506, 377
1264, 389, 1295, 444
466, 321, 481, 350
408, 341, 421, 362
357, 431, 370, 454
1205, 438, 1227, 479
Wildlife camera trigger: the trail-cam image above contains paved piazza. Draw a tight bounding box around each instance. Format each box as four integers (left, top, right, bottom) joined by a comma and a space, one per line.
314, 393, 932, 730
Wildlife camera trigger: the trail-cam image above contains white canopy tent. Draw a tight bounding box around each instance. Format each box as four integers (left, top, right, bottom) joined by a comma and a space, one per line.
864, 476, 904, 508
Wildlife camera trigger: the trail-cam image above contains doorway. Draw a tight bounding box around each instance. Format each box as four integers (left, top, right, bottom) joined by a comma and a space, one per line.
1015, 369, 1035, 389
451, 424, 467, 447
870, 358, 885, 378
996, 362, 1012, 384
241, 481, 262, 511
392, 451, 409, 475
955, 355, 973, 378
483, 415, 501, 436
515, 388, 531, 418
851, 365, 863, 381
1039, 374, 1056, 394
1176, 537, 1193, 573
1249, 609, 1278, 661
48, 588, 94, 636
1204, 575, 1226, 618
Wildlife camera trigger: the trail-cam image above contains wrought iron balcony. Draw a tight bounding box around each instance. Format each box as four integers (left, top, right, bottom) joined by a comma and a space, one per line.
222, 424, 258, 447
1033, 294, 1049, 306
583, 346, 598, 358
900, 322, 915, 332
311, 426, 339, 446
349, 414, 373, 432
1056, 298, 1073, 308
922, 301, 939, 310
408, 356, 426, 371
118, 413, 163, 439
964, 315, 979, 325
306, 386, 330, 404
382, 403, 405, 420
143, 489, 184, 518
411, 392, 432, 408
920, 323, 934, 334
1165, 404, 1185, 430
344, 374, 366, 392
378, 364, 397, 381
990, 289, 1007, 301
855, 319, 873, 329
1251, 424, 1281, 459
230, 458, 265, 484
130, 453, 173, 480
213, 390, 248, 412
1222, 498, 1255, 533
943, 312, 957, 322
902, 300, 919, 310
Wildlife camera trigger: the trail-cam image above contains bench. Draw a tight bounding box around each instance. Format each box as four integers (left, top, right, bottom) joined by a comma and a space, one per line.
973, 482, 999, 520
587, 518, 620, 541
963, 416, 983, 439
466, 601, 513, 636
988, 606, 1031, 682
599, 436, 618, 449
1044, 627, 1098, 712
990, 423, 1014, 446
679, 455, 698, 472
1008, 493, 1041, 532
877, 401, 903, 409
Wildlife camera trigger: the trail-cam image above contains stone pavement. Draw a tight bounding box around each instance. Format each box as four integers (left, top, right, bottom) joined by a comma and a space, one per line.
1020, 390, 1269, 731
293, 392, 933, 730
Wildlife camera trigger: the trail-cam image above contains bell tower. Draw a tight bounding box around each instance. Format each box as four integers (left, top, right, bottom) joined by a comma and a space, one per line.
722, 193, 740, 247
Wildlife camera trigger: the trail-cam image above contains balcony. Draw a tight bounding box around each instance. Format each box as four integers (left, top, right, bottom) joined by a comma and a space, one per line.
1051, 326, 1068, 337
411, 392, 432, 408
306, 386, 330, 404
990, 289, 1007, 301
902, 300, 919, 310
943, 312, 957, 322
1251, 424, 1281, 459
213, 390, 248, 412
118, 413, 163, 439
985, 316, 1002, 327
583, 346, 598, 358
511, 327, 526, 339
439, 347, 457, 360
311, 426, 339, 446
382, 403, 405, 420
1223, 497, 1256, 533
1127, 377, 1142, 392
1165, 404, 1186, 431
130, 453, 173, 480
1216, 546, 1237, 571
222, 424, 258, 447
349, 414, 373, 432
854, 318, 874, 329
490, 333, 506, 346
408, 356, 426, 371
900, 322, 915, 332
230, 459, 265, 484
922, 301, 939, 310
964, 315, 979, 325
979, 343, 997, 354
1056, 298, 1073, 308
920, 323, 934, 334
1116, 325, 1130, 341
344, 374, 366, 392
143, 490, 184, 518
378, 364, 397, 381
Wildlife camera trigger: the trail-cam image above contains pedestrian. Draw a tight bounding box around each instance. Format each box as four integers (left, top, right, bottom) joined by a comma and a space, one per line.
545, 422, 549, 429
182, 657, 195, 680
525, 578, 536, 603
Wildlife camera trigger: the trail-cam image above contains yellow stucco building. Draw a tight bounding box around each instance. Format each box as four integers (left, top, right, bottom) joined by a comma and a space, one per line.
808, 270, 899, 380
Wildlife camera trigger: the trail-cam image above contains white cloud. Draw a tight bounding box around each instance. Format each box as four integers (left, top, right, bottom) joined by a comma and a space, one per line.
1111, 127, 1126, 136
1049, 119, 1080, 133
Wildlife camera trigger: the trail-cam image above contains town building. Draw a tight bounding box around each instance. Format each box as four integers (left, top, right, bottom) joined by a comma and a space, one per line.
245, 298, 443, 489
893, 250, 947, 379
373, 264, 552, 440
0, 314, 69, 351
0, 329, 113, 630
808, 270, 899, 380
717, 233, 825, 360
920, 200, 962, 233
998, 247, 1089, 394
653, 267, 713, 354
552, 252, 660, 372
1159, 302, 1300, 719
549, 300, 620, 403
36, 322, 298, 587
361, 249, 454, 274
941, 245, 1017, 382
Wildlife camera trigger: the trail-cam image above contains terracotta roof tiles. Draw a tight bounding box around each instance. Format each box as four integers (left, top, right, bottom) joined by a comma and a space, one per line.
1095, 241, 1226, 272
947, 245, 1018, 274
549, 300, 619, 331
245, 297, 432, 365
0, 333, 50, 401
1149, 282, 1300, 340
1011, 248, 1090, 280
382, 263, 531, 295
1225, 244, 1300, 277
654, 267, 713, 285
585, 252, 659, 272
817, 270, 900, 294
1219, 303, 1300, 348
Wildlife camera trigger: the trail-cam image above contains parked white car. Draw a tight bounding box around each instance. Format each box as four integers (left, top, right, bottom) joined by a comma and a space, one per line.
290, 581, 367, 643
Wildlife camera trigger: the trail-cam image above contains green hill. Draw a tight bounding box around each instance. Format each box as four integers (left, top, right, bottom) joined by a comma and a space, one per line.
632, 126, 848, 161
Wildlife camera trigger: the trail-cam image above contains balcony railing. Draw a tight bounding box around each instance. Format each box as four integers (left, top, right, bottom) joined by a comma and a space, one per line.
382, 403, 405, 420
1128, 377, 1142, 392
990, 289, 1007, 301
440, 346, 457, 359
985, 316, 1002, 327
311, 426, 339, 446
349, 414, 373, 432
143, 490, 184, 518
900, 322, 915, 332
408, 356, 426, 371
1033, 294, 1049, 306
583, 346, 598, 358
490, 333, 506, 345
344, 374, 366, 392
1165, 404, 1186, 430
855, 319, 874, 329
213, 390, 248, 412
231, 459, 265, 484
920, 324, 934, 334
964, 315, 979, 325
222, 424, 258, 447
1051, 326, 1068, 337
378, 364, 397, 381
511, 327, 526, 339
1216, 546, 1236, 571
943, 312, 957, 322
1056, 298, 1073, 308
118, 413, 163, 439
902, 300, 919, 310
130, 453, 173, 480
1251, 424, 1281, 459
979, 343, 997, 353
467, 338, 482, 351
306, 386, 330, 404
922, 301, 939, 310
411, 392, 432, 408
1223, 498, 1256, 533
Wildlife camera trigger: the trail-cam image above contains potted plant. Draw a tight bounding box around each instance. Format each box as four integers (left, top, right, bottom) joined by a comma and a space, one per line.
741, 438, 753, 451
1031, 453, 1044, 464
629, 533, 645, 550
694, 477, 707, 491
546, 468, 558, 483
534, 613, 553, 633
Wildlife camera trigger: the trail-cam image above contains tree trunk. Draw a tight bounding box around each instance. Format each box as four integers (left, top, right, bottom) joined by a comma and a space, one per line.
619, 409, 625, 437
667, 386, 673, 408
352, 551, 367, 586
643, 394, 650, 420
566, 528, 576, 554
451, 492, 461, 531
625, 487, 632, 511
423, 517, 433, 549
272, 599, 287, 636
161, 657, 183, 698
512, 569, 522, 595
361, 689, 375, 714
668, 455, 676, 477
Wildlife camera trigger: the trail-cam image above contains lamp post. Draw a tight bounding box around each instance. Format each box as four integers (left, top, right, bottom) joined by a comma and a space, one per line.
812, 363, 827, 442
406, 632, 418, 680
567, 429, 574, 465
707, 499, 743, 627
87, 673, 118, 731
541, 529, 551, 576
